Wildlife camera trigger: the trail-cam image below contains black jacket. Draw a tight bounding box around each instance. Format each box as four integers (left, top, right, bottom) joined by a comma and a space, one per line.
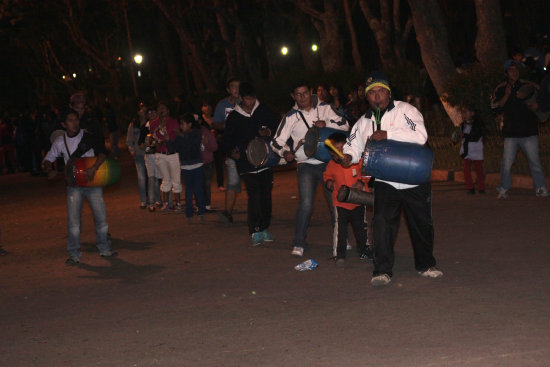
221, 102, 279, 174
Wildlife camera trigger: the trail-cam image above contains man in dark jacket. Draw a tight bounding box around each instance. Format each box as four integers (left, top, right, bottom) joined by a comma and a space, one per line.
221, 82, 279, 246
492, 59, 548, 199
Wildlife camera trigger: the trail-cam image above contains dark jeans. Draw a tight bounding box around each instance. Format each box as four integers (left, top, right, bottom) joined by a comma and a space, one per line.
214, 149, 225, 188
372, 181, 436, 277
202, 162, 213, 206
334, 205, 368, 259
241, 169, 273, 235
182, 166, 205, 217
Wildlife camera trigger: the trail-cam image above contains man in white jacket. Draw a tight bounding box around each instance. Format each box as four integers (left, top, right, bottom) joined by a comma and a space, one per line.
271, 81, 349, 257
342, 71, 442, 286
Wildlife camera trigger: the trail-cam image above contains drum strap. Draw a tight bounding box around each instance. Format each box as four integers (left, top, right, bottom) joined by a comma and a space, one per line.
63, 135, 71, 158
297, 111, 311, 130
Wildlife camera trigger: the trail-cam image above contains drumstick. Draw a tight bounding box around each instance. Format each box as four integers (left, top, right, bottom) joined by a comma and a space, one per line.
324, 139, 345, 159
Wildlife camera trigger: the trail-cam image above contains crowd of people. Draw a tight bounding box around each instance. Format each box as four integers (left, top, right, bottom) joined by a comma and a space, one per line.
2, 42, 550, 285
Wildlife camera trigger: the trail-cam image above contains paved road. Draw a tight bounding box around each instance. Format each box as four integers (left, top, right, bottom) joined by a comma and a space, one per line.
1, 153, 549, 366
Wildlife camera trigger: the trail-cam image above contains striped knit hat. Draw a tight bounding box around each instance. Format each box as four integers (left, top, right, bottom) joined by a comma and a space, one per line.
365, 70, 391, 95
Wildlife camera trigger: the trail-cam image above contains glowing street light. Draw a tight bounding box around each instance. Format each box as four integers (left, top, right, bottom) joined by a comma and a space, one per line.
281, 46, 289, 56
311, 44, 318, 52
134, 54, 143, 65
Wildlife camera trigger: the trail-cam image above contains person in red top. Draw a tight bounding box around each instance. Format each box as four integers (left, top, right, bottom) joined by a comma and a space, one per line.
149, 102, 182, 212
323, 132, 372, 267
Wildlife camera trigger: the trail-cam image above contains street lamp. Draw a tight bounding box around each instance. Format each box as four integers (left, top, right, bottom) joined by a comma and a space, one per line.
281, 46, 289, 56
134, 54, 143, 78
311, 44, 318, 52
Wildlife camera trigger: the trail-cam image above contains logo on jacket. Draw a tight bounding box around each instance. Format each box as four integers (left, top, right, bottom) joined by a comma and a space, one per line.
404, 114, 416, 131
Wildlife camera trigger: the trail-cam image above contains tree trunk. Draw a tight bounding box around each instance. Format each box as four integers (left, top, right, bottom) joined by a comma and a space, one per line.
152, 0, 217, 93
408, 0, 461, 125
358, 0, 395, 68
296, 0, 344, 73
473, 0, 507, 68
213, 0, 237, 78
343, 0, 363, 72
158, 21, 182, 98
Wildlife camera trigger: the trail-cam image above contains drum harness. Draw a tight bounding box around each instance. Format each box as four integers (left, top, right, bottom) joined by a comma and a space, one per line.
296, 109, 319, 154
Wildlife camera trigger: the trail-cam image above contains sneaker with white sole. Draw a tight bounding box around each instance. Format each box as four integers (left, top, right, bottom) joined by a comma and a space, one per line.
251, 232, 264, 246
418, 267, 443, 278
65, 256, 80, 265
496, 187, 508, 200
262, 230, 274, 242
371, 274, 391, 286
536, 187, 549, 197
99, 250, 118, 258
291, 246, 304, 257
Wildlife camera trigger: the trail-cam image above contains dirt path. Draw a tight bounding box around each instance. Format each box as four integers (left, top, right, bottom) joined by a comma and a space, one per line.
1, 153, 549, 366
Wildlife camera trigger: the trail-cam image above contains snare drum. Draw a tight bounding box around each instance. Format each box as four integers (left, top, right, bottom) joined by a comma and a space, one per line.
361, 140, 433, 185
303, 126, 349, 162
245, 137, 282, 168
65, 157, 121, 187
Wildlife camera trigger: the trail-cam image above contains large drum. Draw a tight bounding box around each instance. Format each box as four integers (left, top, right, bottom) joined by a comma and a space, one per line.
362, 140, 433, 185
246, 137, 282, 168
303, 126, 349, 162
65, 157, 121, 187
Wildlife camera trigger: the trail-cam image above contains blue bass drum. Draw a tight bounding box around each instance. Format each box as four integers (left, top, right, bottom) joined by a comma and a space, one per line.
303, 127, 349, 162
246, 137, 282, 168
361, 140, 434, 185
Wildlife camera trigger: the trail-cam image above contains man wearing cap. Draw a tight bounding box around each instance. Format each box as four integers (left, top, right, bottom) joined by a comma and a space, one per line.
271, 80, 349, 257
342, 70, 442, 286
492, 60, 548, 199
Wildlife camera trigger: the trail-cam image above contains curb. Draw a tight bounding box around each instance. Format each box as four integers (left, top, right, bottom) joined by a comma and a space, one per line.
431, 169, 548, 190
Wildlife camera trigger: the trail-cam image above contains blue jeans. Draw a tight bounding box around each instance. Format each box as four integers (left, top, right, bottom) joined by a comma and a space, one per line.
134, 154, 147, 203
66, 186, 111, 259
499, 136, 547, 190
293, 162, 333, 248
182, 166, 205, 217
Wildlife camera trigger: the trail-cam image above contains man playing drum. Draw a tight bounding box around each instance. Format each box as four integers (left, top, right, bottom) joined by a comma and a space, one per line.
42, 109, 116, 265
341, 71, 442, 286
221, 82, 279, 246
271, 81, 349, 257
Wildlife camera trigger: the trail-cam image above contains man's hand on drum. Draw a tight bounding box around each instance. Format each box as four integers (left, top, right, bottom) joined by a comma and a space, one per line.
341, 154, 353, 167
325, 179, 334, 192
85, 166, 98, 181
230, 148, 240, 160
352, 180, 364, 190
313, 120, 326, 128
283, 150, 295, 162
370, 130, 387, 141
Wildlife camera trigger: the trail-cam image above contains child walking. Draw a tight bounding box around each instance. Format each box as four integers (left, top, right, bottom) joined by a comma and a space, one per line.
169, 113, 206, 220
323, 132, 372, 267
453, 107, 485, 194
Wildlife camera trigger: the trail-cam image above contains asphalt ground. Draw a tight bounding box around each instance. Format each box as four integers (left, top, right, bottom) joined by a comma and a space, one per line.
1, 152, 549, 366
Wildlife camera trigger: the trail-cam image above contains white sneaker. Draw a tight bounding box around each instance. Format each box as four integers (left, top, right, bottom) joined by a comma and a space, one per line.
536, 187, 549, 197
418, 267, 443, 278
371, 274, 391, 286
496, 187, 508, 200
291, 246, 304, 257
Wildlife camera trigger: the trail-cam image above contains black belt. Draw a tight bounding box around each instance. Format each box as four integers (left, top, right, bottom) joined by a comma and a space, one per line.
157, 152, 175, 155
